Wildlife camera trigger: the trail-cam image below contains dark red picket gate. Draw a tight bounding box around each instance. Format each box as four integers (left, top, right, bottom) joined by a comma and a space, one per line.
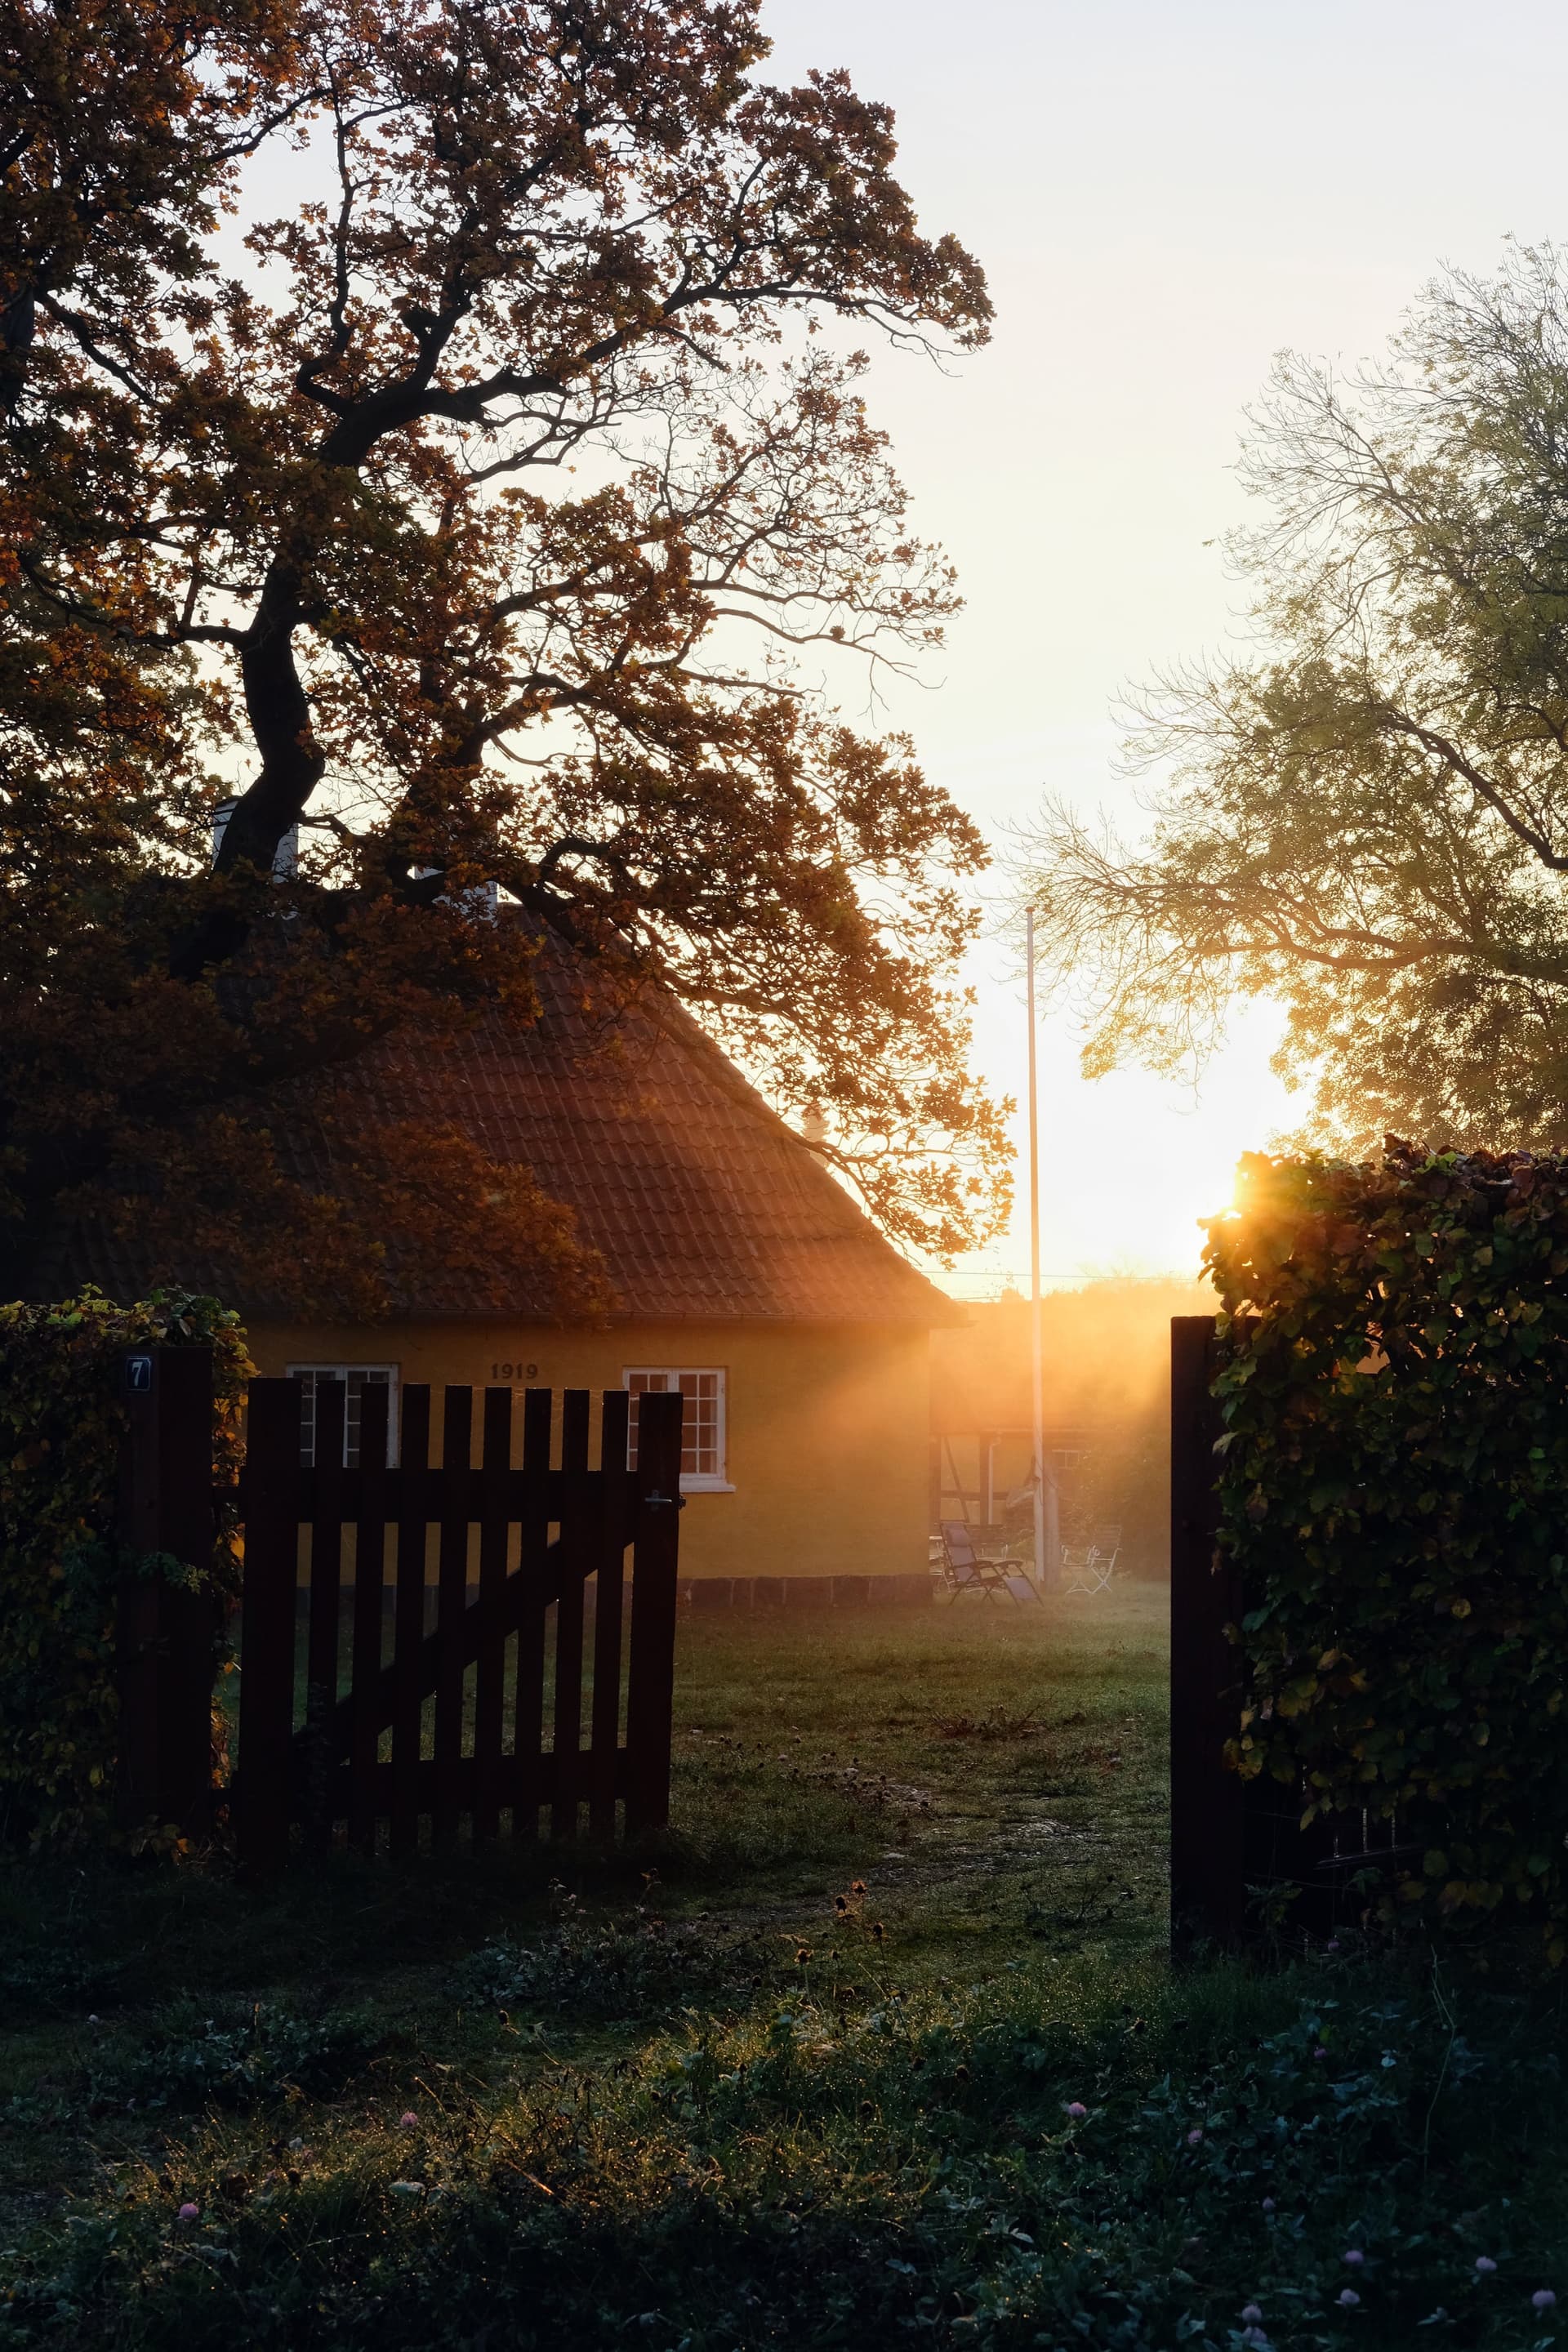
111, 1352, 684, 1871
234, 1379, 685, 1872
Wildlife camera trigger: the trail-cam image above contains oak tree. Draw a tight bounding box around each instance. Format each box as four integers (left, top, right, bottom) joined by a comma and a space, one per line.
2, 0, 1007, 1311
1020, 245, 1568, 1156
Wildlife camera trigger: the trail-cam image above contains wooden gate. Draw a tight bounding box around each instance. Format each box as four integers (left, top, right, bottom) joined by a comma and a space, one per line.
234, 1379, 684, 1873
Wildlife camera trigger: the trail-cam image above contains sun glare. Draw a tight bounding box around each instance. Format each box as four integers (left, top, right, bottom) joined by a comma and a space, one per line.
944, 988, 1288, 1294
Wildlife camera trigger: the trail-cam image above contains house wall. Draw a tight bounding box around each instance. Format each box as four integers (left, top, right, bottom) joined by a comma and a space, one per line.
243, 1317, 932, 1581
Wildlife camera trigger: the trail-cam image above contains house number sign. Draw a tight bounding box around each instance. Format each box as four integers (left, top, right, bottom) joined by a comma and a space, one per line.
489, 1361, 541, 1381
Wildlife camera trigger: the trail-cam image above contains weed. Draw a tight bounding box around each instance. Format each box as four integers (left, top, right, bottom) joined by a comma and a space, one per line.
90, 2000, 390, 2112
933, 1708, 1044, 1740
460, 1887, 771, 2020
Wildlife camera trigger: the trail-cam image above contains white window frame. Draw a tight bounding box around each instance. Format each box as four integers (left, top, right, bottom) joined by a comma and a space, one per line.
287, 1363, 401, 1468
622, 1366, 732, 1493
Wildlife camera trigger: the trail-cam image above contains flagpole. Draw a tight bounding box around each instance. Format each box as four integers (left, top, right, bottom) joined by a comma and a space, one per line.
1027, 907, 1049, 1590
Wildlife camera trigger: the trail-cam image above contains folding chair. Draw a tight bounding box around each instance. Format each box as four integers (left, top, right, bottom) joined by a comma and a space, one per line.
1062, 1524, 1121, 1596
938, 1519, 1017, 1602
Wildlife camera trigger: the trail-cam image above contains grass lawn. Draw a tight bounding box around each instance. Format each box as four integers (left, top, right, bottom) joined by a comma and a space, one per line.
1, 1586, 1566, 2350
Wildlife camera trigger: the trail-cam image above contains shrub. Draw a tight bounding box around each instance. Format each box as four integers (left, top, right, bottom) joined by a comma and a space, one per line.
0, 1288, 252, 1849
1209, 1143, 1568, 1951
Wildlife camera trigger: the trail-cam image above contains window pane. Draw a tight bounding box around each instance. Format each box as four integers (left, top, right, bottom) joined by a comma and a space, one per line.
287, 1365, 394, 1466
624, 1368, 723, 1481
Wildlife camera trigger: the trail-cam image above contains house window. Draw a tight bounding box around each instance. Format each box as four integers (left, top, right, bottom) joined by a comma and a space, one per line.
624, 1368, 730, 1491
287, 1365, 399, 1468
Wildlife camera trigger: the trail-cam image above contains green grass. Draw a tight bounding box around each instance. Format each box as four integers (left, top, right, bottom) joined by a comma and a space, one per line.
2, 1588, 1566, 2350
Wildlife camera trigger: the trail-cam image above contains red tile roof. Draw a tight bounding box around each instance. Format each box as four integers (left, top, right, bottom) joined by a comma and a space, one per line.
41, 938, 963, 1327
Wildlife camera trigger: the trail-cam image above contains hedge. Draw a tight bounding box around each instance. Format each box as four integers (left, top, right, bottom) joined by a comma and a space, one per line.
1208, 1141, 1568, 1955
0, 1289, 252, 1851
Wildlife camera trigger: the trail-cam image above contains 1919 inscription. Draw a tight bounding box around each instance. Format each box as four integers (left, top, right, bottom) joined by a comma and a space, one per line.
491, 1361, 541, 1382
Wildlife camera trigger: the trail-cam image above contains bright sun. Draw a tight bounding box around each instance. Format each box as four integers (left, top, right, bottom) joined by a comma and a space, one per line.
945, 994, 1287, 1293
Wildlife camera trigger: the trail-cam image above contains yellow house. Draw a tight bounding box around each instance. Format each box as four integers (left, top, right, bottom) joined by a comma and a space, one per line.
57, 947, 960, 1592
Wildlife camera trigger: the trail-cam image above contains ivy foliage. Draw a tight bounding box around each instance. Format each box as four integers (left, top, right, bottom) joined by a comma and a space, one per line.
0, 1290, 252, 1851
1206, 1143, 1568, 1953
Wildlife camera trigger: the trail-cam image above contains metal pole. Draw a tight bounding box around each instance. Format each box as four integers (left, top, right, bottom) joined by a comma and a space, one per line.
1027, 910, 1049, 1590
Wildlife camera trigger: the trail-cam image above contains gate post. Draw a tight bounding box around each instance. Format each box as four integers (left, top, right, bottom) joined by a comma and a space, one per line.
115, 1345, 216, 1833
625, 1389, 684, 1835
1169, 1316, 1246, 1949
236, 1379, 304, 1876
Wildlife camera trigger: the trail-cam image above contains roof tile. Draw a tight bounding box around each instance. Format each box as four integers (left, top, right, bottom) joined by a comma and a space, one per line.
39, 940, 961, 1327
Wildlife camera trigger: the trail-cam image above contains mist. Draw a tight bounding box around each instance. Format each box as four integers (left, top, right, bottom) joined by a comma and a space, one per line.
932, 1275, 1215, 1577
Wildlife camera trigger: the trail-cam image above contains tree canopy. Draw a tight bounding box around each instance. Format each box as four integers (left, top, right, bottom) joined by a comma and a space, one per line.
1020, 243, 1568, 1156
2, 0, 1008, 1313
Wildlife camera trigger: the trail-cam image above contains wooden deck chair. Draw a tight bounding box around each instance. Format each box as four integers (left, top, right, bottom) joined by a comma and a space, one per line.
938, 1519, 1017, 1602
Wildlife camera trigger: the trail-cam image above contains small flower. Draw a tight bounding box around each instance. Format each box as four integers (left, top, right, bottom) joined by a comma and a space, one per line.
399, 2111, 418, 2129
1534, 2290, 1558, 2312
1326, 1938, 1341, 1953
1064, 2101, 1088, 2120
1313, 2045, 1330, 2060
176, 2202, 199, 2222
1338, 2287, 1360, 2307
1475, 2256, 1498, 2275
1262, 2197, 1276, 2212
1241, 2306, 1263, 2324
1187, 2127, 1204, 2145
1343, 2249, 1365, 2266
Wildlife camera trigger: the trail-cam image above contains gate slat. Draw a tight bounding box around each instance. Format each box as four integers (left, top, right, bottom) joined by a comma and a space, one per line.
473, 1387, 512, 1841
390, 1385, 431, 1856
303, 1379, 346, 1846
433, 1388, 473, 1852
589, 1391, 630, 1838
512, 1388, 553, 1840
552, 1390, 590, 1840
625, 1388, 684, 1835
348, 1382, 390, 1854
237, 1379, 304, 1877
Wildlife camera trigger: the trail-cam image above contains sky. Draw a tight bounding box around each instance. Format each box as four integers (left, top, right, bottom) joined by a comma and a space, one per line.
753, 0, 1568, 1290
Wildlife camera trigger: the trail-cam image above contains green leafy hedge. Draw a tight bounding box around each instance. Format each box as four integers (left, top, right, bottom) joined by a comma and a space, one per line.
0, 1290, 252, 1851
1208, 1142, 1568, 1954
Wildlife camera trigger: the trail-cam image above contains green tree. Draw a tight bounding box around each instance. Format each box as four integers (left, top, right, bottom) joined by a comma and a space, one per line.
2, 0, 1007, 1310
1019, 243, 1568, 1154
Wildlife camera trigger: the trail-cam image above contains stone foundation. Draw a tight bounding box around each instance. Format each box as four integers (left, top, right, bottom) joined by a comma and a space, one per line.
681, 1572, 935, 1611
296, 1571, 938, 1624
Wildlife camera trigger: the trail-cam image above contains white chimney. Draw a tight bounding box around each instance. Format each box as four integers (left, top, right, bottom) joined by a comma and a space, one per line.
413, 864, 498, 920
210, 797, 298, 879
